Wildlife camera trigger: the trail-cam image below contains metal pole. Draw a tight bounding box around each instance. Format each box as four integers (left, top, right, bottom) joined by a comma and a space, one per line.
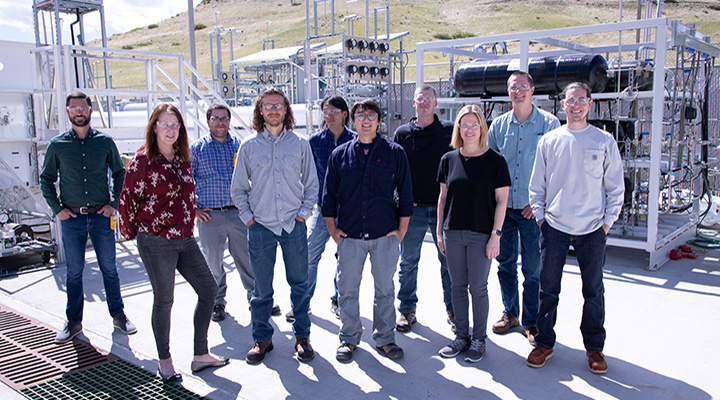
188, 0, 198, 94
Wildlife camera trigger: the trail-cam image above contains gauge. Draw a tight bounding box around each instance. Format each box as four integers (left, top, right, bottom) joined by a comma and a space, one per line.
0, 212, 9, 224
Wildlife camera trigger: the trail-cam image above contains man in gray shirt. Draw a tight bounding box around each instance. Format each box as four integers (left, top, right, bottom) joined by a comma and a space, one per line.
231, 87, 318, 364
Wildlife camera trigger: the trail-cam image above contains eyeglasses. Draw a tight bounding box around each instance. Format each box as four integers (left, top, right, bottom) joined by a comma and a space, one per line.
323, 109, 343, 117
354, 113, 378, 121
460, 123, 481, 130
262, 102, 286, 110
508, 84, 532, 93
209, 116, 231, 123
156, 121, 181, 130
67, 105, 91, 113
563, 97, 590, 106
414, 96, 435, 104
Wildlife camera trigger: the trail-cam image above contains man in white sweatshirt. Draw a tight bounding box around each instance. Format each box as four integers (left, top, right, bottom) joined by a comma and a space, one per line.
526, 82, 624, 375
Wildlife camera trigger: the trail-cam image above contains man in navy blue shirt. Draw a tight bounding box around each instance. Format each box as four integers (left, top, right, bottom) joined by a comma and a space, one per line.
323, 99, 413, 362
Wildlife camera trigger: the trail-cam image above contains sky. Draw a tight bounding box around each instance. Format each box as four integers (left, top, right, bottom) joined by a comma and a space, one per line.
0, 0, 203, 44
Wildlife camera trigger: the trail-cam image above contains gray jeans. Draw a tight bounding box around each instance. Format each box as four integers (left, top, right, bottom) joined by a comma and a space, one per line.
336, 235, 400, 347
197, 208, 253, 305
443, 230, 491, 340
137, 232, 218, 359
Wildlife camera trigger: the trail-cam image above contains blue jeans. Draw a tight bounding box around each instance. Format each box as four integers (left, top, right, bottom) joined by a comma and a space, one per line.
496, 209, 541, 327
398, 205, 452, 314
306, 205, 339, 303
443, 230, 492, 340
137, 233, 218, 359
60, 213, 124, 323
336, 235, 400, 347
535, 223, 607, 351
248, 221, 311, 341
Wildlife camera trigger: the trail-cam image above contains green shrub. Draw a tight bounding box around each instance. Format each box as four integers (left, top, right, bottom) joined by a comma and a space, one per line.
194, 23, 207, 30
148, 24, 159, 29
121, 45, 134, 50
433, 33, 451, 40
136, 42, 152, 47
171, 42, 180, 46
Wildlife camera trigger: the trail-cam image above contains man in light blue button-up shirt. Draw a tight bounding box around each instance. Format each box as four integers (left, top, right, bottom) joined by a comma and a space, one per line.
487, 72, 560, 344
230, 88, 318, 364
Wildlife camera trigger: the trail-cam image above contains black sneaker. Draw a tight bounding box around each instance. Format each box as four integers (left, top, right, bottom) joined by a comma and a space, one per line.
271, 304, 281, 316
113, 314, 137, 334
464, 338, 486, 363
211, 305, 226, 322
55, 321, 82, 344
438, 335, 470, 358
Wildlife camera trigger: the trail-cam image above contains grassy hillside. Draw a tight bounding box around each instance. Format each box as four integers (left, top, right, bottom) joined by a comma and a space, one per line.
91, 0, 720, 89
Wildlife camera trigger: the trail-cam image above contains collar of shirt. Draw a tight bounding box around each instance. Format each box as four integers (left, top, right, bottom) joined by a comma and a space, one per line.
259, 127, 288, 142
409, 114, 440, 133
66, 127, 98, 140
510, 105, 541, 126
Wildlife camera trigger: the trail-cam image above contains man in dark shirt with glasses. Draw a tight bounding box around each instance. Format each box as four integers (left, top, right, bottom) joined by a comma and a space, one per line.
40, 91, 135, 344
323, 99, 413, 362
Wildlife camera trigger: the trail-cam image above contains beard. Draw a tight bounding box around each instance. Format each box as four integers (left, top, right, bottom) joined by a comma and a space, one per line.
72, 115, 90, 127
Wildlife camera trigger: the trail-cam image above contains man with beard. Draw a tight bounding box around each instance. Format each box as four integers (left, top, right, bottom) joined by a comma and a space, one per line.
40, 91, 136, 344
231, 87, 318, 364
191, 103, 280, 322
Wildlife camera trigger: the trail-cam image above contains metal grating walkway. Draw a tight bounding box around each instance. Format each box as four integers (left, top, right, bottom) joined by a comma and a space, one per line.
0, 305, 115, 390
20, 359, 207, 400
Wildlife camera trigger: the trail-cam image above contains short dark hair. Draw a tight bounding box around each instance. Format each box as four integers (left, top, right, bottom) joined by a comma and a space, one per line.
350, 99, 382, 123
206, 102, 231, 120
508, 71, 534, 87
251, 87, 295, 132
320, 95, 350, 128
561, 82, 592, 99
66, 91, 92, 107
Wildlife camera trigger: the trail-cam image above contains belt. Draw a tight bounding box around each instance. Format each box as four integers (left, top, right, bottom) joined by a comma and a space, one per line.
210, 205, 237, 211
69, 205, 104, 214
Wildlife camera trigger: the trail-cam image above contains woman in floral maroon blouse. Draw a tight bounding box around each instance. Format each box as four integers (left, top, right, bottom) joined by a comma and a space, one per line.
119, 103, 228, 382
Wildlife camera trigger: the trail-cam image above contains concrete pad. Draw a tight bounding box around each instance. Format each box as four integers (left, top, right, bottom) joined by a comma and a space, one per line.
1, 231, 718, 399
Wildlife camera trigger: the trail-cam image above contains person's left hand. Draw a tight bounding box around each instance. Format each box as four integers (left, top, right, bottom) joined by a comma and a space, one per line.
386, 229, 406, 242
296, 216, 306, 223
486, 235, 501, 259
521, 204, 535, 219
98, 205, 116, 218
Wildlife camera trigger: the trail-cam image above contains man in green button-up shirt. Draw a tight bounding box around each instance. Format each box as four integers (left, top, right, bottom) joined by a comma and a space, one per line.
40, 91, 136, 344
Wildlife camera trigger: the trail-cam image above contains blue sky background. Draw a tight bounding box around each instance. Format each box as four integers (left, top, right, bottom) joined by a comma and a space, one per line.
1, 0, 202, 44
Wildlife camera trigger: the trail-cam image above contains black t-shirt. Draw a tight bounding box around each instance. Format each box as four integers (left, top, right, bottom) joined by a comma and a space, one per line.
393, 115, 453, 206
437, 148, 511, 233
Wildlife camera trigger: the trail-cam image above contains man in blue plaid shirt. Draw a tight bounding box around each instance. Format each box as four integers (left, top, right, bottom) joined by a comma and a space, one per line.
191, 103, 280, 322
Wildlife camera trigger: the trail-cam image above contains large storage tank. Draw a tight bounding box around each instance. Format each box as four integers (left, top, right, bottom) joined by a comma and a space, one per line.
454, 54, 609, 97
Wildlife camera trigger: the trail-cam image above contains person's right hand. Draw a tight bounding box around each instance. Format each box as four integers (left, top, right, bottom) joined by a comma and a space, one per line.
56, 208, 77, 221
246, 218, 256, 227
196, 208, 211, 223
330, 227, 347, 243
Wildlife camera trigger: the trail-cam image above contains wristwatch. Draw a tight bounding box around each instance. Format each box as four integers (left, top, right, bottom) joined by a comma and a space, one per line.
492, 229, 502, 237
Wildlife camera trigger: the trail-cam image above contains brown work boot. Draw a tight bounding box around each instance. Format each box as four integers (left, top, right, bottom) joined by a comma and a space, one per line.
527, 346, 553, 368
246, 340, 274, 364
336, 343, 356, 362
586, 350, 608, 374
492, 313, 519, 334
523, 326, 538, 346
295, 337, 315, 363
396, 311, 416, 332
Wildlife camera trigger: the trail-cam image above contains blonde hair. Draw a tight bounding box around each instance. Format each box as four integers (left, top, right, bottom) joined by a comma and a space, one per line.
451, 104, 488, 149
